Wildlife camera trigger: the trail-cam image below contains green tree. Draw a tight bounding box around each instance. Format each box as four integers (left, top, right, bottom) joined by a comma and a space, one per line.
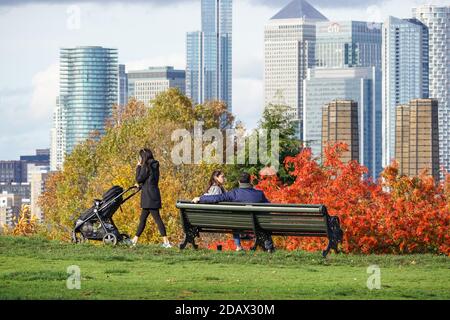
225, 104, 301, 186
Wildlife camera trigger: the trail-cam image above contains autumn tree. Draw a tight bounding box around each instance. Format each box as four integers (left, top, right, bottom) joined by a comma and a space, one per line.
39, 89, 232, 244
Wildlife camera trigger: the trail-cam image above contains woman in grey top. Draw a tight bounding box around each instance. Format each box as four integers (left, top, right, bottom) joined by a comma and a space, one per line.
202, 170, 244, 251
204, 170, 226, 195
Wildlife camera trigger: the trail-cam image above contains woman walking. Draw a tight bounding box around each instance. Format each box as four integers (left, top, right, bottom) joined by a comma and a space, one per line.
132, 148, 171, 248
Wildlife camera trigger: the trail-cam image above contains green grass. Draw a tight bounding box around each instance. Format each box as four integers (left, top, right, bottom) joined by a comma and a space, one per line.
0, 236, 448, 300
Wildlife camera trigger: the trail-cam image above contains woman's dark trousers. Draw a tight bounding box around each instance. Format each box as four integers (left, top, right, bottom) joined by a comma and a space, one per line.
136, 209, 167, 237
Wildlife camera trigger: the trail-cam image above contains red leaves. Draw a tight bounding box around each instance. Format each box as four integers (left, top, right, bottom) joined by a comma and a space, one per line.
256, 142, 450, 256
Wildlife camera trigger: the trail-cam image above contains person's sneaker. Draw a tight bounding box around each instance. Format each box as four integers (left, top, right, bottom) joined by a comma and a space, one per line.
161, 242, 172, 249
235, 246, 244, 252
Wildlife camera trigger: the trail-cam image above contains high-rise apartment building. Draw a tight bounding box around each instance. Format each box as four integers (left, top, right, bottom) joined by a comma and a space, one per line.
30, 170, 48, 222
59, 46, 118, 155
395, 99, 440, 181
382, 16, 429, 168
127, 66, 185, 106
50, 97, 65, 171
413, 5, 450, 176
264, 0, 328, 138
322, 100, 359, 163
186, 0, 232, 111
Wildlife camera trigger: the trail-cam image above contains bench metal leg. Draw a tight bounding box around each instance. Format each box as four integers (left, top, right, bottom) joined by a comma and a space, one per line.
323, 216, 343, 257
179, 226, 199, 250
251, 230, 274, 252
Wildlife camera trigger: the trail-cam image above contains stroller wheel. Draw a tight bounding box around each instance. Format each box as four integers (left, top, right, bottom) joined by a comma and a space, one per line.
103, 233, 117, 246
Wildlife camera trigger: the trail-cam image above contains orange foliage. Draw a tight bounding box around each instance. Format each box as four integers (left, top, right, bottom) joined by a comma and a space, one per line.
255, 142, 449, 255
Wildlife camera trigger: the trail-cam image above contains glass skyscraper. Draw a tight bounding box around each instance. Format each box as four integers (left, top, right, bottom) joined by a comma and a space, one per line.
413, 5, 450, 177
300, 19, 383, 177
186, 0, 232, 112
381, 16, 429, 168
59, 46, 118, 155
118, 64, 128, 107
303, 67, 382, 178
315, 20, 382, 68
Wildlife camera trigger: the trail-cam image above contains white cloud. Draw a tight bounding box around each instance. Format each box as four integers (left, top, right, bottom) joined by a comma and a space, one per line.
233, 77, 264, 130
30, 63, 59, 120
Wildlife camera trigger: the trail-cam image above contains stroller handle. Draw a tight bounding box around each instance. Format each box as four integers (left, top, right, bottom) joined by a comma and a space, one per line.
121, 185, 141, 203
96, 185, 141, 212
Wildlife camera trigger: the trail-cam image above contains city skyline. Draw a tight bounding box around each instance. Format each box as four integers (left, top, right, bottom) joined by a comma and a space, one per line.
0, 0, 448, 160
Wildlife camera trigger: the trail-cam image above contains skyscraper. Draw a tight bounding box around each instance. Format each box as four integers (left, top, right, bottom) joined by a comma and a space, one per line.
315, 20, 382, 68
264, 0, 328, 139
413, 5, 450, 176
186, 0, 232, 111
395, 99, 440, 181
127, 66, 185, 106
59, 46, 118, 155
322, 100, 360, 163
303, 67, 382, 178
50, 96, 65, 171
118, 64, 128, 107
382, 16, 429, 168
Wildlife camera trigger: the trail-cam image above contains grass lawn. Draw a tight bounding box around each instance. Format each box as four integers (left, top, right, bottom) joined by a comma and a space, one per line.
0, 236, 448, 300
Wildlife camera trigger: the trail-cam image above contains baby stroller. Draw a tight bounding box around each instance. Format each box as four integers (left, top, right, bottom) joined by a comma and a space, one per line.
72, 185, 141, 245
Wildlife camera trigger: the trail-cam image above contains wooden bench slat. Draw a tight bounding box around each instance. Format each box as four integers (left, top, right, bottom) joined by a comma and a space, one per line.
177, 203, 324, 214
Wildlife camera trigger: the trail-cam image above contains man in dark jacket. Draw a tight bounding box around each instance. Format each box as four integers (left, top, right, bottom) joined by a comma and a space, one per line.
192, 172, 274, 252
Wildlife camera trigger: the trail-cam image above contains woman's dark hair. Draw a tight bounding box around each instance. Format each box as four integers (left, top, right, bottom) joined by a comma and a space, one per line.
139, 148, 154, 169
205, 170, 225, 194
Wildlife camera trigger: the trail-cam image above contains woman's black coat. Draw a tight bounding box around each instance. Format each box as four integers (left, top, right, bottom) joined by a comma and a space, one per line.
135, 159, 162, 209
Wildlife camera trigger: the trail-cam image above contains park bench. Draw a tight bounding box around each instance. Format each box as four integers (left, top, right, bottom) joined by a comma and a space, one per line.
176, 201, 344, 257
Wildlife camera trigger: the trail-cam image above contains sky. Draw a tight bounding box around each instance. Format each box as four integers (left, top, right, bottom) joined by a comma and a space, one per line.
0, 0, 447, 160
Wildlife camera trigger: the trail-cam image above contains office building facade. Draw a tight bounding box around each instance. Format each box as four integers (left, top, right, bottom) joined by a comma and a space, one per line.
303, 67, 382, 178
127, 66, 185, 106
0, 161, 27, 183
315, 20, 382, 68
264, 0, 328, 138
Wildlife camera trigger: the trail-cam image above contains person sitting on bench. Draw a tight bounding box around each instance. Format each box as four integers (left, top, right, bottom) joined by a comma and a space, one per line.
192, 172, 275, 252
